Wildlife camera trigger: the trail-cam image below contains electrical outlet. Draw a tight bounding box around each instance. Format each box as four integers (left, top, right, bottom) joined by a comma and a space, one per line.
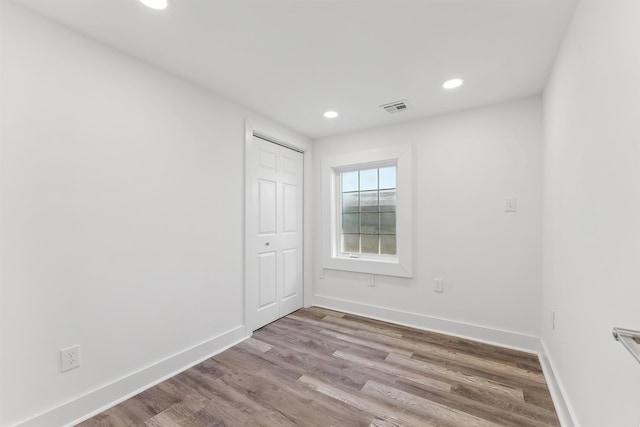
433, 278, 444, 293
60, 345, 80, 372
368, 275, 376, 287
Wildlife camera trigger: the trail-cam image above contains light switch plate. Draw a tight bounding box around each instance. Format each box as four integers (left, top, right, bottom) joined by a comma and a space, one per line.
505, 198, 517, 212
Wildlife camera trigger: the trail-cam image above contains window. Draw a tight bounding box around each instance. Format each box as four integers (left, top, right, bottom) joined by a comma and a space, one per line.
322, 145, 413, 278
339, 165, 397, 256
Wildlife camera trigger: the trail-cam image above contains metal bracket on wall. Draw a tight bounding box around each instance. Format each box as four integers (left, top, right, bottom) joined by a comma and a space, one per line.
612, 327, 640, 365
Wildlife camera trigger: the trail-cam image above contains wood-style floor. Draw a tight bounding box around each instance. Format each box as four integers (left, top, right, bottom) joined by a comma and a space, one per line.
79, 307, 560, 426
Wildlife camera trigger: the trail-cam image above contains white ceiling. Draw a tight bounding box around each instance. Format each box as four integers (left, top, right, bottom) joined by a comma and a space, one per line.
13, 0, 578, 139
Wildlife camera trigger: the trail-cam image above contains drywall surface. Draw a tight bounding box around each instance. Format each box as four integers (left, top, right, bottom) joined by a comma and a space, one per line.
542, 1, 640, 425
0, 2, 309, 425
313, 97, 543, 341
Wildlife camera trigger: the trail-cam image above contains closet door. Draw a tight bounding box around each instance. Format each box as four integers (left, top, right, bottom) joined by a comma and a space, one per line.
247, 136, 303, 330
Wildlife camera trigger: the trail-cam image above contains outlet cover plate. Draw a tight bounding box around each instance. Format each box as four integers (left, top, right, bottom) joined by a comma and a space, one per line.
60, 345, 80, 372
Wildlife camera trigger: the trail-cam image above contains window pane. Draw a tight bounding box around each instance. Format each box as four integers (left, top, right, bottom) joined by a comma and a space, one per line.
359, 169, 378, 191
379, 166, 396, 189
361, 234, 379, 254
380, 235, 396, 255
342, 171, 358, 192
361, 213, 379, 234
338, 166, 400, 258
342, 192, 359, 213
342, 213, 359, 233
360, 190, 378, 212
380, 212, 396, 234
379, 189, 396, 212
342, 234, 359, 253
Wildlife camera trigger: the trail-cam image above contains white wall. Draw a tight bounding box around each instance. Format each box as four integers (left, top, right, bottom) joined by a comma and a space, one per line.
313, 97, 543, 345
542, 1, 640, 426
0, 2, 310, 426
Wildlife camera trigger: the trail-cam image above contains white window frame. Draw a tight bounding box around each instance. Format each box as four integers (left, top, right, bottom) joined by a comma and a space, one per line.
322, 145, 413, 278
335, 160, 398, 260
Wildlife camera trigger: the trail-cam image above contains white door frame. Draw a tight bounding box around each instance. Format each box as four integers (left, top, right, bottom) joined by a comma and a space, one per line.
244, 119, 312, 334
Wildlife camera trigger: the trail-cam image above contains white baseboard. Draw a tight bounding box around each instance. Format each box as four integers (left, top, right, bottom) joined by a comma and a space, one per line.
14, 325, 249, 427
313, 295, 541, 353
538, 340, 579, 427
313, 295, 577, 426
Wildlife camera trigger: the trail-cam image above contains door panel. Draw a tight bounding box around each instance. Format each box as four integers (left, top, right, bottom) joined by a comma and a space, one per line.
282, 153, 299, 175
282, 248, 298, 299
258, 180, 277, 235
258, 252, 277, 308
247, 136, 303, 331
259, 150, 277, 170
282, 183, 298, 233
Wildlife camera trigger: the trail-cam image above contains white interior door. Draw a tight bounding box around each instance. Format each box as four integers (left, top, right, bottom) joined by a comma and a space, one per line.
247, 135, 303, 331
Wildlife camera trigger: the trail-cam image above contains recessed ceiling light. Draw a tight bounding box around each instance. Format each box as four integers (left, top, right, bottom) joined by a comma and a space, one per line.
324, 111, 339, 119
139, 0, 169, 10
442, 78, 464, 89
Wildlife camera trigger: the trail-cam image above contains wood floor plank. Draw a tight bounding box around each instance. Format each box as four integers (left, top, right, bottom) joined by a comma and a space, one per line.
319, 328, 414, 357
450, 383, 560, 426
262, 318, 391, 361
333, 350, 452, 392
298, 374, 438, 427
191, 384, 291, 426
292, 312, 546, 385
239, 332, 372, 391
144, 398, 208, 427
368, 418, 405, 427
316, 313, 406, 338
212, 347, 373, 426
341, 313, 543, 372
523, 387, 558, 412
385, 352, 525, 401
79, 307, 560, 427
361, 380, 502, 427
239, 337, 273, 353
246, 328, 451, 402
183, 371, 298, 426
305, 306, 346, 318
411, 351, 551, 393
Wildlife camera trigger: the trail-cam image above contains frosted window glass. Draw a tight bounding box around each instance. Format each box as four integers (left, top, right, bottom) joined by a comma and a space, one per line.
340, 165, 397, 256
342, 234, 359, 253
380, 213, 396, 234
361, 213, 379, 234
342, 192, 359, 213
342, 214, 359, 233
360, 191, 379, 212
379, 190, 396, 212
361, 235, 379, 254
380, 235, 396, 255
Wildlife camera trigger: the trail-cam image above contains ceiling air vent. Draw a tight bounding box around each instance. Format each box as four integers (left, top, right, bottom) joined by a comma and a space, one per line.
380, 100, 409, 114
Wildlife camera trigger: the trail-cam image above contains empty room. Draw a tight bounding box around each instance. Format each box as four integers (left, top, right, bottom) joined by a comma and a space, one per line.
0, 0, 638, 426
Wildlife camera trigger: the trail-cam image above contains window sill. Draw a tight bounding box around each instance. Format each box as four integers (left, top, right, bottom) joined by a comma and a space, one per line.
323, 255, 413, 278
